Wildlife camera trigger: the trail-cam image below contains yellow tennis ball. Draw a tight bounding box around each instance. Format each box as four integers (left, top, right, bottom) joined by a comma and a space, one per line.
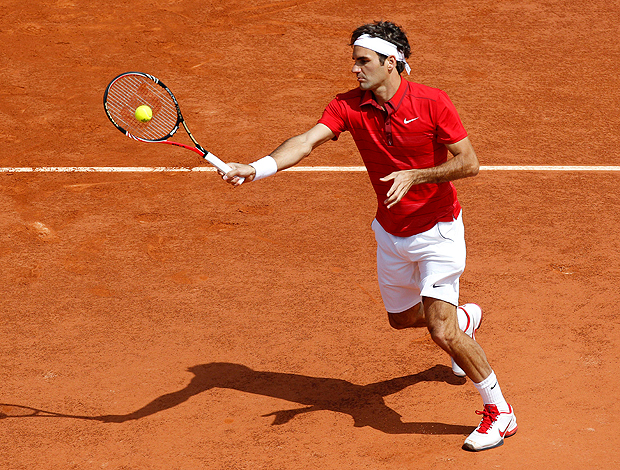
135, 105, 152, 123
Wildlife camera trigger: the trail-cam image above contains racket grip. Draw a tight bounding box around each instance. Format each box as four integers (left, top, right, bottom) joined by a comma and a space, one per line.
203, 152, 245, 184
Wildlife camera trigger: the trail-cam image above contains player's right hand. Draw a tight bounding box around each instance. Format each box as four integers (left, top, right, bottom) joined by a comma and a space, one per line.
220, 163, 256, 187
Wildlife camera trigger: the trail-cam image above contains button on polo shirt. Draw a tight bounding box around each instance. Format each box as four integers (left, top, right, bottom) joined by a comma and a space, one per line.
318, 78, 468, 237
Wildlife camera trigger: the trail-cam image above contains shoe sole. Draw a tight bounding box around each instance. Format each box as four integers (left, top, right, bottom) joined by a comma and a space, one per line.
464, 303, 484, 339
452, 304, 484, 377
462, 424, 518, 452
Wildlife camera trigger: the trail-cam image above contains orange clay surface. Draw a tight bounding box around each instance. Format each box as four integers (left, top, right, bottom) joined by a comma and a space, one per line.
1, 1, 619, 469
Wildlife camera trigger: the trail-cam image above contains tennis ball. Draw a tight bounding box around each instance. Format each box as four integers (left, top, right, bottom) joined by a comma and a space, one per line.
135, 105, 153, 123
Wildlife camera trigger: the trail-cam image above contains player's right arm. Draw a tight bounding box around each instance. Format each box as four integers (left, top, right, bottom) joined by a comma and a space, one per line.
223, 123, 335, 186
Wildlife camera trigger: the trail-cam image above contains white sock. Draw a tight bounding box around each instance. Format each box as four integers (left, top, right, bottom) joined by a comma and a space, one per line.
474, 371, 509, 412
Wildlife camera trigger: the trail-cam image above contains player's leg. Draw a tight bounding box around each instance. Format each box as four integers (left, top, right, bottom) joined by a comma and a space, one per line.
422, 296, 517, 451
414, 214, 480, 376
414, 214, 517, 451
422, 297, 490, 383
387, 299, 483, 344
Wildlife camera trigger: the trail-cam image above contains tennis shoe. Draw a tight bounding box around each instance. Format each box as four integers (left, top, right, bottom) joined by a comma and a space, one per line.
463, 404, 517, 451
452, 303, 483, 377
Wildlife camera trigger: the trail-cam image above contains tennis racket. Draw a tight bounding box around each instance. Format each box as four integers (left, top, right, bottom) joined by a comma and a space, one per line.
103, 71, 242, 182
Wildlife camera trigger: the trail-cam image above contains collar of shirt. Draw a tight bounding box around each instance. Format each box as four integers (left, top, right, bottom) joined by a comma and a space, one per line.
360, 77, 409, 113
360, 78, 409, 146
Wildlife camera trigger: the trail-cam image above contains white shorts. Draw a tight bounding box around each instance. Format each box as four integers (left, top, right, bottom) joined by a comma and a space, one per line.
372, 213, 466, 313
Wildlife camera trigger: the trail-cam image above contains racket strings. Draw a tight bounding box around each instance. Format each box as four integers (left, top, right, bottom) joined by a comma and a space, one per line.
105, 75, 178, 141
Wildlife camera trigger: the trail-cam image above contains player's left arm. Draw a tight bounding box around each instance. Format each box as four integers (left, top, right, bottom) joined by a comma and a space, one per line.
381, 136, 479, 209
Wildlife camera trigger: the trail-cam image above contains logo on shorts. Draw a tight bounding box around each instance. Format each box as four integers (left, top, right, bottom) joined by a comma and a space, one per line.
432, 282, 448, 289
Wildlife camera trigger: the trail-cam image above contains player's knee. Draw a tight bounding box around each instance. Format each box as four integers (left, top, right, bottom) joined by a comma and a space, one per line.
427, 322, 459, 350
428, 323, 445, 346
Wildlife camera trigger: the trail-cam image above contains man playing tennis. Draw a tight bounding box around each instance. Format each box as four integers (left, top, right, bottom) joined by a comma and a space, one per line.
222, 20, 517, 452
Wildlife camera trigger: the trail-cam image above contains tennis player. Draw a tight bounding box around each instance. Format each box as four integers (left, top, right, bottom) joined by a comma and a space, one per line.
222, 20, 517, 451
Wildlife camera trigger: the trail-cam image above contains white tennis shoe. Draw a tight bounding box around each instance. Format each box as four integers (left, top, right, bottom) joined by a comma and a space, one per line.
463, 404, 518, 451
452, 303, 483, 377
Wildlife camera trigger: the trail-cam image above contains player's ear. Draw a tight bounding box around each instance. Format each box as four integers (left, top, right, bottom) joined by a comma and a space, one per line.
386, 56, 397, 72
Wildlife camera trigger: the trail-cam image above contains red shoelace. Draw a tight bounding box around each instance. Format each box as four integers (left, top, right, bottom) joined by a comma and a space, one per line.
475, 404, 500, 434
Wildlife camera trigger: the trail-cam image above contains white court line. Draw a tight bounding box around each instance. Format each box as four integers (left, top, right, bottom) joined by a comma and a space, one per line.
480, 166, 620, 171
0, 166, 619, 173
287, 166, 620, 172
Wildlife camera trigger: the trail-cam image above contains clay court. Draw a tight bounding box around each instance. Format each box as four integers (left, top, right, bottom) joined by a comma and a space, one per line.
1, 0, 619, 468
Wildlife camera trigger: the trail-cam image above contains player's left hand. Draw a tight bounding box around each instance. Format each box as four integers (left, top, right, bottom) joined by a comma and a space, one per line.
380, 170, 422, 209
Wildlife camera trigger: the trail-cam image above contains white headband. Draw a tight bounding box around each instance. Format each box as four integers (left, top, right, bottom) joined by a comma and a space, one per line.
353, 34, 411, 74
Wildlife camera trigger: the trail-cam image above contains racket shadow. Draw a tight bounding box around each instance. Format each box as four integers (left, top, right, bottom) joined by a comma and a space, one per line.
3, 363, 473, 435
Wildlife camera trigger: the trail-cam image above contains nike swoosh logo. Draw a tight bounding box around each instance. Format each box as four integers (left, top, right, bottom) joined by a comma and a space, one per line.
404, 117, 419, 124
499, 421, 512, 437
491, 382, 498, 390
432, 283, 447, 288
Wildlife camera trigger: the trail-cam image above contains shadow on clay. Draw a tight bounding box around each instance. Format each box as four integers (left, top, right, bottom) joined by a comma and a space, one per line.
0, 362, 474, 435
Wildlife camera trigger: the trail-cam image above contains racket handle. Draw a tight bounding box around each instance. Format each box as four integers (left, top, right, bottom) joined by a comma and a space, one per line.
203, 152, 245, 184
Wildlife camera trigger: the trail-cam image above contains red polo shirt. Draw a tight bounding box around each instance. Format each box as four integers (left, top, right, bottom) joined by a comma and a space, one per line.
318, 78, 468, 237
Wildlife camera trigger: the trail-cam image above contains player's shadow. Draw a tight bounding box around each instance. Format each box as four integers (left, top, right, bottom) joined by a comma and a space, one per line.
99, 362, 472, 435
1, 363, 474, 435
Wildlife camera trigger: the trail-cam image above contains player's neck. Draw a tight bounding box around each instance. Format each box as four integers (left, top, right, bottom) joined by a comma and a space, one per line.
372, 74, 402, 107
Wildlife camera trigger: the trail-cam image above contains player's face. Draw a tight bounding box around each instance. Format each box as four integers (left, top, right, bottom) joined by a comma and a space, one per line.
351, 46, 388, 91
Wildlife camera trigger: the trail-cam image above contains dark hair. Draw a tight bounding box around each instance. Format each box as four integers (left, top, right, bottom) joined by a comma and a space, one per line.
350, 21, 411, 74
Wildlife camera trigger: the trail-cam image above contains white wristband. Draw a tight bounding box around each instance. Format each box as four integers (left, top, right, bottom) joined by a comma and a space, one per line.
249, 156, 278, 181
